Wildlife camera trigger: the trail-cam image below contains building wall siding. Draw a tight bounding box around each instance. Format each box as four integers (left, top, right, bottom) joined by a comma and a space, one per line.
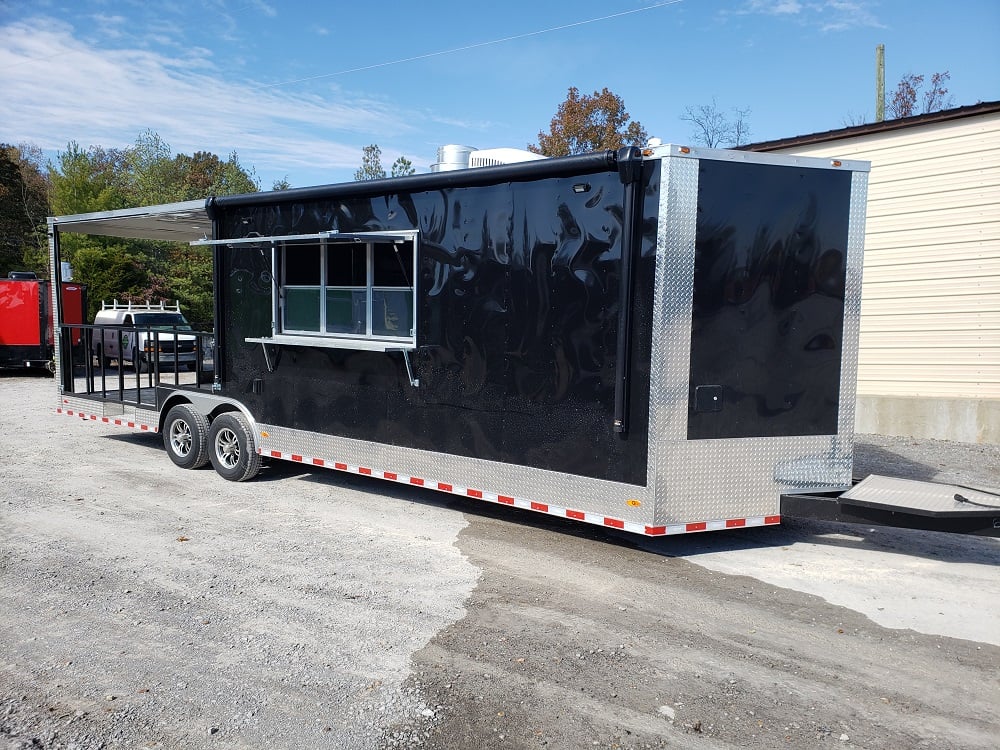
770, 113, 1000, 442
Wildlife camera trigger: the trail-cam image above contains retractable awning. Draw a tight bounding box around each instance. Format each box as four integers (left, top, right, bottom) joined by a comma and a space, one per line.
48, 199, 211, 242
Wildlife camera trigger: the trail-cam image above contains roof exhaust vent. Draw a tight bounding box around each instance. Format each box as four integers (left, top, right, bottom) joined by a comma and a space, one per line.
431, 145, 548, 172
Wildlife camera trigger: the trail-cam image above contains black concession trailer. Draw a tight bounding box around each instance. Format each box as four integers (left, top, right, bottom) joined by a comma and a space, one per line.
45, 144, 1000, 537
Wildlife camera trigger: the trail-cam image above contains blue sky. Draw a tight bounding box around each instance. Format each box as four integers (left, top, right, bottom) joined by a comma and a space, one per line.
2, 0, 998, 191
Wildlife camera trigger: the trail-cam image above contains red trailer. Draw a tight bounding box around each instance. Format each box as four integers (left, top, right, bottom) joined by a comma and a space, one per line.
0, 273, 85, 372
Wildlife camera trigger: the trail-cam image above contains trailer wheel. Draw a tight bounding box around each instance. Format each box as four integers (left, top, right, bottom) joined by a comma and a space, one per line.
208, 412, 261, 482
163, 405, 210, 469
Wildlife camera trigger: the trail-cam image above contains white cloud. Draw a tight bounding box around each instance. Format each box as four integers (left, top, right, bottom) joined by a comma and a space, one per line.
0, 17, 417, 180
745, 0, 803, 15
736, 0, 885, 30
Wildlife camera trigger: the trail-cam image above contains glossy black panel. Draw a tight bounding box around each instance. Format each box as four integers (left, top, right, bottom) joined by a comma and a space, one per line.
219, 163, 660, 484
688, 160, 852, 440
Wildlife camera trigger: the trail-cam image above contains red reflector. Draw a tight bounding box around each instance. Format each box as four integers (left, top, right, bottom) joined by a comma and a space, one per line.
686, 522, 707, 532
467, 489, 483, 499
359, 467, 372, 475
566, 509, 585, 520
726, 518, 747, 528
603, 517, 625, 529
334, 462, 347, 470
765, 515, 781, 525
409, 477, 424, 486
498, 495, 514, 505
270, 450, 282, 458
312, 458, 324, 466
291, 454, 303, 462
530, 501, 548, 512
645, 525, 667, 535
438, 482, 453, 492
384, 472, 397, 480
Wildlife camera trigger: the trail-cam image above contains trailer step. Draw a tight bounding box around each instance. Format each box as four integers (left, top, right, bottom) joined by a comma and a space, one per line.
781, 475, 1000, 536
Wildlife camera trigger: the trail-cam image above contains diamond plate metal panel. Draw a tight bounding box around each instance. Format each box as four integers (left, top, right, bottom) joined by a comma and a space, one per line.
838, 171, 869, 440
57, 394, 158, 428
258, 423, 656, 523
647, 155, 699, 520
645, 155, 861, 525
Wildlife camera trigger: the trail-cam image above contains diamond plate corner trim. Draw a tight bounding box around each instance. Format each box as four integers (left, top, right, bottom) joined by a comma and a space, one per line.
647, 155, 699, 520
838, 171, 869, 443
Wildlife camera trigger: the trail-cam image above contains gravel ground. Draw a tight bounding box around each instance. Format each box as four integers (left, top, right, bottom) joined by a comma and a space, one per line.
1, 372, 998, 749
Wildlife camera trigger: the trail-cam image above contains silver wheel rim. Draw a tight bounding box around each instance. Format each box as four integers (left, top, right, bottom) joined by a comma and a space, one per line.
215, 427, 240, 469
170, 419, 192, 457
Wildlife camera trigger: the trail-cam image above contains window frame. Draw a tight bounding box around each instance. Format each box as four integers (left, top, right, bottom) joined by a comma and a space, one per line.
274, 229, 418, 351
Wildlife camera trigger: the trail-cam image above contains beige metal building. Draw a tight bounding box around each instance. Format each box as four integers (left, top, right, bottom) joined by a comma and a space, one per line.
749, 101, 1000, 444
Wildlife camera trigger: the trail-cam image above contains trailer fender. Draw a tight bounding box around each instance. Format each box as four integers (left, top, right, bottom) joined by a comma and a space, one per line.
158, 391, 258, 440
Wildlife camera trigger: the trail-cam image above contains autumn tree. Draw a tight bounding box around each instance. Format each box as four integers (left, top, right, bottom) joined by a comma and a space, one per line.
887, 71, 954, 119
529, 87, 648, 156
680, 100, 752, 148
173, 150, 260, 200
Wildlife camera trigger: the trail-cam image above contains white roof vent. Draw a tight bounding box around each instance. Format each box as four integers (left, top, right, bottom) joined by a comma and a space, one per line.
431, 145, 547, 172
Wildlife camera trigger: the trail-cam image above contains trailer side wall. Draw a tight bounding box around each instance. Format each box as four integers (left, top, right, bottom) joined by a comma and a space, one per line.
214, 164, 661, 485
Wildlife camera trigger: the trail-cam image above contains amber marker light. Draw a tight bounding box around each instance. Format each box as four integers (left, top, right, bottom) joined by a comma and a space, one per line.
626, 499, 642, 507
831, 160, 843, 167
260, 431, 269, 438
678, 146, 691, 154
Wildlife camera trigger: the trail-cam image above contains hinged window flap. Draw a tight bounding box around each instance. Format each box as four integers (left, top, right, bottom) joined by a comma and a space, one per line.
191, 230, 415, 247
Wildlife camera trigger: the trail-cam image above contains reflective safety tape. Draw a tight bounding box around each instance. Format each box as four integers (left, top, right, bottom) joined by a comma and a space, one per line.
56, 407, 157, 433
259, 447, 781, 537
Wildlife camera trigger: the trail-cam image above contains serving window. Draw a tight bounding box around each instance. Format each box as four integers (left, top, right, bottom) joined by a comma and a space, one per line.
278, 231, 417, 348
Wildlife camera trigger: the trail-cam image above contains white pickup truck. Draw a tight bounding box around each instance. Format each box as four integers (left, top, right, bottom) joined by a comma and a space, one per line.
91, 301, 202, 372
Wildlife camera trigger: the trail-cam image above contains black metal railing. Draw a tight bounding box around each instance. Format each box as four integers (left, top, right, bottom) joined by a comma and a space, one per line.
58, 322, 217, 405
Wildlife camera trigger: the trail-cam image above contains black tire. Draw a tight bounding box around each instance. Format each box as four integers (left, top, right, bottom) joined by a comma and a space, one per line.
208, 412, 261, 482
163, 404, 210, 469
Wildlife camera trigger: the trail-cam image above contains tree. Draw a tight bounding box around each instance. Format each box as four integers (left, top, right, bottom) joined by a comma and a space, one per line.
680, 99, 752, 148
887, 71, 954, 119
391, 156, 415, 177
47, 132, 261, 320
529, 87, 648, 156
355, 144, 387, 181
272, 177, 291, 191
173, 150, 259, 200
842, 111, 870, 127
0, 143, 50, 277
48, 142, 126, 217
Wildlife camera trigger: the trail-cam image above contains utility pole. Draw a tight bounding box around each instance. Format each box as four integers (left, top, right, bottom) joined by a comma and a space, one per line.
875, 44, 885, 122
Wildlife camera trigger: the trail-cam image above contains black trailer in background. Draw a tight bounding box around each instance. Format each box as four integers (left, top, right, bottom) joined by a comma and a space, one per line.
47, 145, 999, 537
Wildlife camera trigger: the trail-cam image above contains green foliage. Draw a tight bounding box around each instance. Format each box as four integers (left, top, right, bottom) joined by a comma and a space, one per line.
530, 87, 648, 156
272, 176, 292, 191
71, 240, 149, 319
391, 156, 415, 177
0, 143, 50, 277
355, 144, 387, 181
44, 130, 262, 325
48, 142, 127, 217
